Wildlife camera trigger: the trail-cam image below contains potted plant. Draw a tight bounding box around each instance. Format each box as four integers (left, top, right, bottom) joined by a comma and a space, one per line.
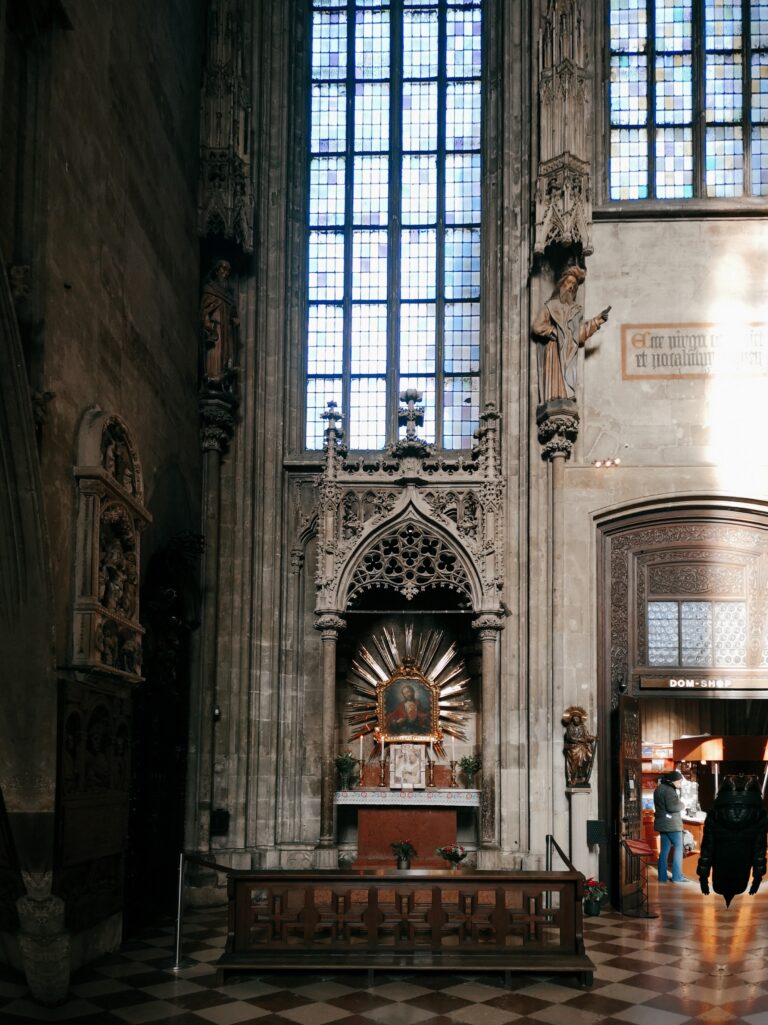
436, 843, 467, 870
335, 751, 357, 791
391, 839, 416, 869
582, 878, 608, 916
458, 754, 481, 788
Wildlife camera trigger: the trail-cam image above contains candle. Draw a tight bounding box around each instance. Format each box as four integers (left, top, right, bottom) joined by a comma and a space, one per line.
359, 735, 363, 765
451, 734, 456, 761
380, 740, 385, 762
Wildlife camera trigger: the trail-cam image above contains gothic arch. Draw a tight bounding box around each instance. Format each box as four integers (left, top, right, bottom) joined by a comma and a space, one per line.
336, 501, 484, 613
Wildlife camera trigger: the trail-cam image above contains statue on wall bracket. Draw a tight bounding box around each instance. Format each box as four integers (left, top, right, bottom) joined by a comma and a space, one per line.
345, 624, 471, 756
562, 705, 596, 788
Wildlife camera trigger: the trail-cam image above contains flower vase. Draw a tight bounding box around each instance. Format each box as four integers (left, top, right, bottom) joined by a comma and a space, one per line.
397, 857, 410, 870
583, 899, 601, 917
464, 772, 475, 789
339, 773, 350, 792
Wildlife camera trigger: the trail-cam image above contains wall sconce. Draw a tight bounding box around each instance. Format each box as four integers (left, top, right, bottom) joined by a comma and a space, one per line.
593, 457, 621, 468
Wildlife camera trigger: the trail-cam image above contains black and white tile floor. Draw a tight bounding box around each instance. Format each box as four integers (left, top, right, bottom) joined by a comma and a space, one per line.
2, 880, 768, 1025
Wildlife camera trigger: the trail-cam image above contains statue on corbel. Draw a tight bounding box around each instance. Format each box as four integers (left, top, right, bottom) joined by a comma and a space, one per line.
562, 705, 596, 788
200, 258, 239, 392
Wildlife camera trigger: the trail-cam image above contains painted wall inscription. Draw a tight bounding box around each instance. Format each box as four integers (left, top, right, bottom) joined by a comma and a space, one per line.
621, 323, 768, 380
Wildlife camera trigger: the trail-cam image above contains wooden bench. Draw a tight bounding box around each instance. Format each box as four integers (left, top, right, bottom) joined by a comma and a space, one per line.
218, 867, 595, 987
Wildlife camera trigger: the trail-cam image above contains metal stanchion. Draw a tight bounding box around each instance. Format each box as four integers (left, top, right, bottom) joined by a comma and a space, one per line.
159, 851, 196, 971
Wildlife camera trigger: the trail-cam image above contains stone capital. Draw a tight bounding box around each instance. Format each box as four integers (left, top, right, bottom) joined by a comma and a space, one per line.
315, 613, 346, 638
472, 612, 505, 637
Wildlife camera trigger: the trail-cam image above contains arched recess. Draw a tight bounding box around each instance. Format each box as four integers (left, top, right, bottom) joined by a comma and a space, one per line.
595, 495, 768, 898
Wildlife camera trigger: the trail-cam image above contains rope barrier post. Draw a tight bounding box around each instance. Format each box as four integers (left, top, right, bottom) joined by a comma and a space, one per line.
159, 851, 195, 972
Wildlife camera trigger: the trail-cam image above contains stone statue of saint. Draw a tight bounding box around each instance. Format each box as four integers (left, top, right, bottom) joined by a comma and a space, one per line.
531, 266, 610, 405
562, 705, 596, 787
200, 258, 239, 383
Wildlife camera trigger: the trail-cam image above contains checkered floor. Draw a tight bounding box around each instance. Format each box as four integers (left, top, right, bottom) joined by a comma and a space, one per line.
2, 879, 768, 1024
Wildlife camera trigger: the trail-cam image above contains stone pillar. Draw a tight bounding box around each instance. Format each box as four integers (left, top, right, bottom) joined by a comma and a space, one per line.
186, 391, 236, 881
472, 612, 504, 860
537, 398, 579, 852
16, 893, 70, 1007
315, 613, 345, 864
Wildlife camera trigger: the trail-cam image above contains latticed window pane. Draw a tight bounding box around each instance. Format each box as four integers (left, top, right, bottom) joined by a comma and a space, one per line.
655, 1, 692, 51
656, 127, 694, 196
445, 303, 480, 372
403, 82, 438, 150
446, 154, 481, 223
402, 156, 437, 224
706, 54, 743, 121
310, 158, 346, 225
312, 85, 346, 153
713, 602, 747, 666
445, 228, 480, 298
350, 378, 387, 448
610, 0, 647, 51
308, 306, 344, 374
706, 125, 743, 195
401, 230, 437, 299
400, 304, 436, 372
306, 0, 482, 451
611, 55, 648, 125
446, 82, 481, 148
681, 602, 713, 665
355, 10, 390, 78
398, 376, 436, 442
352, 230, 389, 299
753, 126, 768, 193
404, 10, 438, 77
308, 232, 345, 300
446, 8, 482, 78
655, 55, 692, 125
443, 376, 479, 448
610, 128, 649, 198
648, 601, 679, 665
609, 0, 764, 198
313, 12, 348, 80
351, 305, 388, 373
355, 83, 390, 151
705, 0, 742, 49
306, 378, 343, 449
353, 156, 389, 225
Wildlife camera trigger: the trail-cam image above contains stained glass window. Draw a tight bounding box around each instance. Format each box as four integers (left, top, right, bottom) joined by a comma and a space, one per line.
647, 600, 747, 667
306, 0, 482, 451
609, 1, 768, 199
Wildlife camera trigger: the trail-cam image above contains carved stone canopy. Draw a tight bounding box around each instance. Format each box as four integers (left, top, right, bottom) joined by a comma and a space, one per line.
313, 401, 505, 619
72, 410, 151, 681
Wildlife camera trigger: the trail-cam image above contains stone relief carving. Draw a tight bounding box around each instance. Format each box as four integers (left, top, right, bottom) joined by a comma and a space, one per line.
60, 690, 131, 799
200, 258, 239, 388
608, 520, 768, 706
73, 411, 150, 680
313, 398, 504, 618
648, 562, 744, 596
198, 0, 254, 252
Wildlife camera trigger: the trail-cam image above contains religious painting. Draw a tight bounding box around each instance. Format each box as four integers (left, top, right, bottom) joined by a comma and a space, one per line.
378, 670, 438, 743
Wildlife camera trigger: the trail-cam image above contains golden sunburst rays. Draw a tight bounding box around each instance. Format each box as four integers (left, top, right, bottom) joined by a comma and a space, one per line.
345, 626, 471, 758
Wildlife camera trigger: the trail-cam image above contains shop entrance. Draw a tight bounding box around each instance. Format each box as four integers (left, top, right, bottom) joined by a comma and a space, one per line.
614, 695, 768, 905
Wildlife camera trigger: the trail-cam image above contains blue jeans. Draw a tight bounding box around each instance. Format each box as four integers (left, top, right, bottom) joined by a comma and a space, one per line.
658, 830, 684, 881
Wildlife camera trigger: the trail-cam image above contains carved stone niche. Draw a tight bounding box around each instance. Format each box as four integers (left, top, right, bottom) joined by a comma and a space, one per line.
72, 410, 151, 681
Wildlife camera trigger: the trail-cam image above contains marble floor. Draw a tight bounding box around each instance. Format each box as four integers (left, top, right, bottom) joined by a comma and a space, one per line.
1, 879, 768, 1025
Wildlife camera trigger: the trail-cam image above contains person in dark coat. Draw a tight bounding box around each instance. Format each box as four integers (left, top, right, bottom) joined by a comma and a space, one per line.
697, 774, 768, 907
654, 770, 690, 883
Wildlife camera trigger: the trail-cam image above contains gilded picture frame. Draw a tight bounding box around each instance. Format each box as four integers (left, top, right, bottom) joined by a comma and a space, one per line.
378, 668, 440, 743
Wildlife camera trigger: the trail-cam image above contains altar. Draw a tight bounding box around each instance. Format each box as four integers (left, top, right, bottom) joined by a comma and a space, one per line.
335, 787, 481, 867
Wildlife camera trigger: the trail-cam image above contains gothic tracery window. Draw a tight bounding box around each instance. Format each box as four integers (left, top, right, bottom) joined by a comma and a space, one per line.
608, 0, 768, 200
306, 0, 483, 451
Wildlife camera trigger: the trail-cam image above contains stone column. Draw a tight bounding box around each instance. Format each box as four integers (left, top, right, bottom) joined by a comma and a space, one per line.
315, 613, 346, 864
185, 391, 236, 881
537, 398, 579, 851
16, 892, 70, 1007
472, 612, 504, 860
